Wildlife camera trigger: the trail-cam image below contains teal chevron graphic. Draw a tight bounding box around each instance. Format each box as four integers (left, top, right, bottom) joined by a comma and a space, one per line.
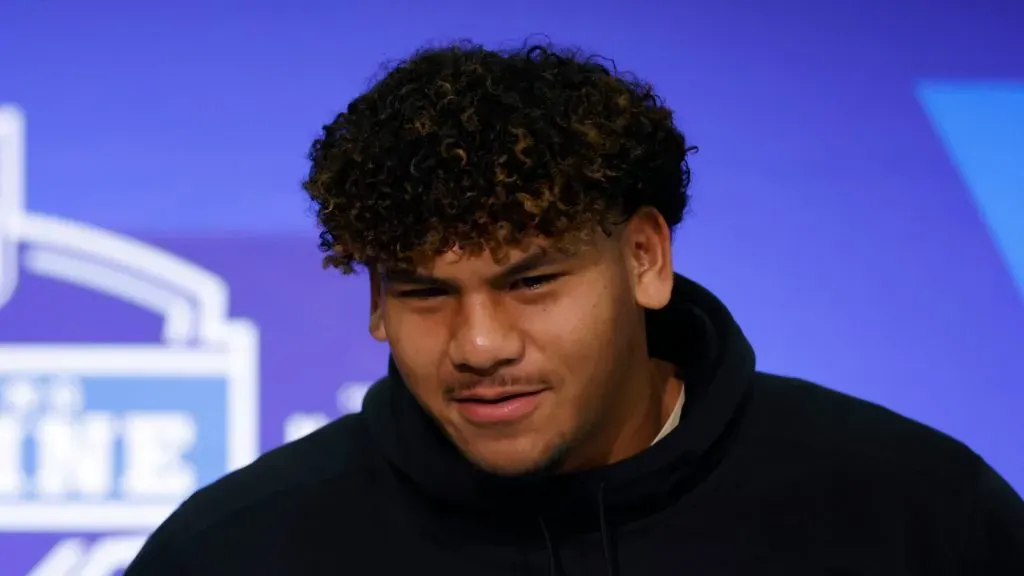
918, 82, 1024, 303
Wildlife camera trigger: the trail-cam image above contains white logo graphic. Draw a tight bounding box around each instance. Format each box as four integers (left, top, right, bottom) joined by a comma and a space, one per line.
282, 381, 372, 443
25, 535, 149, 576
0, 105, 261, 573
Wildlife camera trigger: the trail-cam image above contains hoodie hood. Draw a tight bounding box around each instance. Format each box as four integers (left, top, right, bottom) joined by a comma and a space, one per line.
362, 273, 756, 557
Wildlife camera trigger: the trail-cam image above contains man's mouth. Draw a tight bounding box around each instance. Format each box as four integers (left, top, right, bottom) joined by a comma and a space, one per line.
451, 389, 546, 425
454, 390, 543, 403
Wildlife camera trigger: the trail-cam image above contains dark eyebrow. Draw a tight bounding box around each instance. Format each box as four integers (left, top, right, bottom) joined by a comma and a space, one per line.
381, 269, 448, 287
382, 248, 567, 288
494, 248, 565, 283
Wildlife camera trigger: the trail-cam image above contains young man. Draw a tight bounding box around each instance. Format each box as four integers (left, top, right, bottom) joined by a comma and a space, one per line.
126, 42, 1024, 575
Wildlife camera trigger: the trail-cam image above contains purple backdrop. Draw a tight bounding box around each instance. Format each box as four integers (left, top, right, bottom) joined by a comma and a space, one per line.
1, 0, 1022, 573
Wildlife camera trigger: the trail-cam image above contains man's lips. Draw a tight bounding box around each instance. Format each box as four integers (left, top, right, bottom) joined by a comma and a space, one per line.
451, 387, 548, 403
451, 388, 547, 424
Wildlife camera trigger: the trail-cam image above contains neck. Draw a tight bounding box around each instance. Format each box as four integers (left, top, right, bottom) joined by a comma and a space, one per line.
560, 357, 684, 473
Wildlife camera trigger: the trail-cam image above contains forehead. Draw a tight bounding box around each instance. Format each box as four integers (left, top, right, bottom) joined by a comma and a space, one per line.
435, 241, 544, 268
383, 234, 614, 282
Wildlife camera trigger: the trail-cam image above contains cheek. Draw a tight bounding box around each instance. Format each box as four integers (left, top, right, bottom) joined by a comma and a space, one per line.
521, 281, 620, 377
384, 314, 450, 395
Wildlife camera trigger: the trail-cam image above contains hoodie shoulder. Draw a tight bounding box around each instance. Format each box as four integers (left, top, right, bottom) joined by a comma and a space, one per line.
745, 373, 1024, 568
747, 373, 978, 471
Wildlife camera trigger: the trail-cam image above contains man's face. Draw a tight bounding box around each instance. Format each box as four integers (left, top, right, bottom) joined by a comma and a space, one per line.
370, 215, 673, 476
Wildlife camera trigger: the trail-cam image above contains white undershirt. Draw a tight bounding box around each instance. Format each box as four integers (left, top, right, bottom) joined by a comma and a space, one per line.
650, 385, 685, 446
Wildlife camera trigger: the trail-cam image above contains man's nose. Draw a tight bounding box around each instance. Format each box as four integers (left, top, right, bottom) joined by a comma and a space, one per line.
447, 295, 524, 374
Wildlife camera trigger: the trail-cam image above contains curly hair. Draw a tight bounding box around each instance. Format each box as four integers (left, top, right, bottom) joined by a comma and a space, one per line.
303, 41, 695, 274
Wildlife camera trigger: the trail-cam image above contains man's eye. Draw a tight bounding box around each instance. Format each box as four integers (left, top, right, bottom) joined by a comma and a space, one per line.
510, 274, 560, 291
396, 287, 447, 299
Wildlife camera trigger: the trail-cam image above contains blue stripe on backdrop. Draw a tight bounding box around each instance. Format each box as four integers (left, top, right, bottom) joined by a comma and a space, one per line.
918, 83, 1024, 303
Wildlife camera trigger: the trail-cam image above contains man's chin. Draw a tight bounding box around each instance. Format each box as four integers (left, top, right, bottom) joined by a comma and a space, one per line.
461, 441, 570, 478
471, 458, 548, 478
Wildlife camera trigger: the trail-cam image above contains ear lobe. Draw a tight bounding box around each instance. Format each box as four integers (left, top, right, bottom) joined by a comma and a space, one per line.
625, 207, 674, 310
369, 274, 387, 342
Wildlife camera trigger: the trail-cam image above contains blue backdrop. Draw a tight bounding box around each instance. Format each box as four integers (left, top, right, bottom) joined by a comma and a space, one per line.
0, 1, 1022, 573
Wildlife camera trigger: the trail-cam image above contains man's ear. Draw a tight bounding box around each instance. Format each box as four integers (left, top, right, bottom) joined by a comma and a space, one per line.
622, 206, 674, 310
369, 272, 387, 342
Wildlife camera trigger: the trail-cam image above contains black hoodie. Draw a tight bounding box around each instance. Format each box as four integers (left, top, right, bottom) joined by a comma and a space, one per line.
126, 275, 1024, 575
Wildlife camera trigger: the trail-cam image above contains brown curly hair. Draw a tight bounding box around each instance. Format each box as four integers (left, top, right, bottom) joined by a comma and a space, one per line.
303, 41, 695, 274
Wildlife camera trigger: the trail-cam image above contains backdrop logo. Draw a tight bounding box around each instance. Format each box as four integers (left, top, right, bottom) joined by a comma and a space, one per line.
918, 82, 1024, 303
0, 105, 261, 574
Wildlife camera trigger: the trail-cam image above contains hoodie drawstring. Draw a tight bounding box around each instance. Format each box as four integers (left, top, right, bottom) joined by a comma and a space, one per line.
598, 482, 615, 576
538, 516, 557, 575
536, 484, 616, 576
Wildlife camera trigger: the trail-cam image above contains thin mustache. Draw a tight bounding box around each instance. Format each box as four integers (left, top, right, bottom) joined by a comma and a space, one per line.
444, 375, 547, 396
